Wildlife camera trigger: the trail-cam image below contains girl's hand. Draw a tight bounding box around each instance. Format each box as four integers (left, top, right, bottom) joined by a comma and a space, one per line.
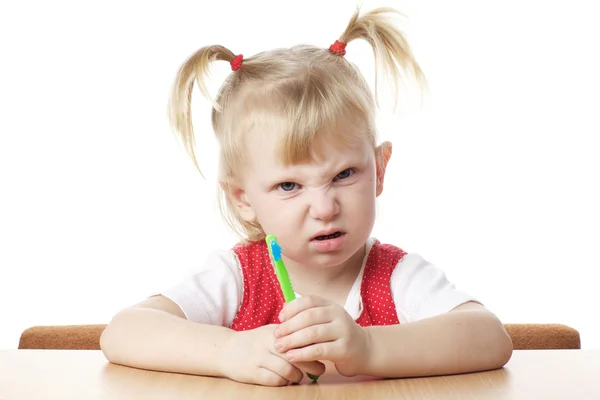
273, 296, 372, 377
220, 324, 326, 386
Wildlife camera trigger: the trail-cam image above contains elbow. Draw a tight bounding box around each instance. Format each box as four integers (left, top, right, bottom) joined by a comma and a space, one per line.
461, 310, 513, 371
99, 311, 130, 364
483, 315, 514, 370
99, 318, 118, 363
493, 325, 514, 368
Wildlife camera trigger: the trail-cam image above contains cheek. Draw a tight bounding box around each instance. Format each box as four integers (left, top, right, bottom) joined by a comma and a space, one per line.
352, 175, 377, 201
249, 194, 274, 220
250, 193, 298, 232
346, 178, 377, 218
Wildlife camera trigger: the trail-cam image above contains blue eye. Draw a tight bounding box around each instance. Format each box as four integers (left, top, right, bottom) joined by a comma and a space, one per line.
278, 182, 297, 191
334, 168, 354, 181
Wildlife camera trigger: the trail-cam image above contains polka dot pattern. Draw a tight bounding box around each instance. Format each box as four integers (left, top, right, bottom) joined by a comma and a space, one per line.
230, 241, 285, 331
355, 240, 407, 327
229, 240, 407, 331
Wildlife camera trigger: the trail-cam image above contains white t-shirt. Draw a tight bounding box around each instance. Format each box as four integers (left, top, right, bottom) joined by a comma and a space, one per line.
161, 238, 478, 326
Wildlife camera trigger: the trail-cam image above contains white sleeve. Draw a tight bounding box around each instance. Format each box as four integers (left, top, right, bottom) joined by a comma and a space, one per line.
391, 253, 479, 324
160, 249, 243, 327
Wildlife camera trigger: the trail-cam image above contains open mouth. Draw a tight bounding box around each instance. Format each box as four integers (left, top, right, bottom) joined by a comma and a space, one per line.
313, 232, 343, 241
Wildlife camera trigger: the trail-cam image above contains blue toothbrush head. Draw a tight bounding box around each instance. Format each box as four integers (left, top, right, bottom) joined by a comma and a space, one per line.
271, 240, 282, 261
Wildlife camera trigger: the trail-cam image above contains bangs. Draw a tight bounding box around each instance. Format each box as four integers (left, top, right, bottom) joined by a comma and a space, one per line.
233, 66, 376, 166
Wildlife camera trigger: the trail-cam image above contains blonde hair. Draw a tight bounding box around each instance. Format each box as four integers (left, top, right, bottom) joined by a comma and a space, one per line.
168, 7, 425, 242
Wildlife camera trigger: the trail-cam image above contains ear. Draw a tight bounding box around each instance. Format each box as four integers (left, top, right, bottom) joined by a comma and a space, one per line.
228, 184, 256, 222
375, 141, 392, 197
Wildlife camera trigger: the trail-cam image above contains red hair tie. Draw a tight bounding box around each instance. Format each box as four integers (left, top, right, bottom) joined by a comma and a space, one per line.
329, 40, 347, 56
231, 54, 243, 71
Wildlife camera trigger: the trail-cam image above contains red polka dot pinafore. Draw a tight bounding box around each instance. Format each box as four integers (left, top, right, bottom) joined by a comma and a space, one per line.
229, 240, 407, 331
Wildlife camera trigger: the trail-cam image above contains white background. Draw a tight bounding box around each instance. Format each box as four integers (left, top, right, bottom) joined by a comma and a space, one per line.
1, 0, 598, 350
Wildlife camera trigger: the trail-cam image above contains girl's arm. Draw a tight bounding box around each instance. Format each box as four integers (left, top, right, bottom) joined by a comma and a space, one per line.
101, 294, 326, 385
100, 295, 233, 377
362, 302, 513, 377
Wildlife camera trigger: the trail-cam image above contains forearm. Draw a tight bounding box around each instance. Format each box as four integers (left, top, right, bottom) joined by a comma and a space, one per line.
100, 307, 233, 377
362, 310, 513, 378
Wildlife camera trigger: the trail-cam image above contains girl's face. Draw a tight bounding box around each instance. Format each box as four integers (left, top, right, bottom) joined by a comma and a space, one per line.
232, 130, 390, 271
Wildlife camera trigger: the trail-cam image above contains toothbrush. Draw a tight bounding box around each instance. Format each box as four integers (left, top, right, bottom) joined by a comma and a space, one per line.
266, 234, 320, 382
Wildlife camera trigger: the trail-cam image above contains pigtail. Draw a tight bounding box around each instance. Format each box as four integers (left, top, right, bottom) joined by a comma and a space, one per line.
168, 45, 237, 173
337, 7, 426, 108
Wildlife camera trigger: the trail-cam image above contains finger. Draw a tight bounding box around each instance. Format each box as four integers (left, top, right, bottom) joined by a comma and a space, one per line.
262, 355, 304, 384
279, 295, 330, 322
276, 305, 333, 338
293, 360, 326, 377
256, 367, 290, 387
286, 341, 337, 363
276, 322, 338, 353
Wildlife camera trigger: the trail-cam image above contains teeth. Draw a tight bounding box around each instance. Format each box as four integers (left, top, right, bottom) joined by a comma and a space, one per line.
316, 232, 341, 240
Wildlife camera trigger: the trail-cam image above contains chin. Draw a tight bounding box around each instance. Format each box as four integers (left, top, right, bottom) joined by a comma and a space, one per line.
310, 245, 364, 267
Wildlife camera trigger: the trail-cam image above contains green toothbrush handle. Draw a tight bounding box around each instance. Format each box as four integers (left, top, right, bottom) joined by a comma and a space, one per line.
266, 234, 320, 383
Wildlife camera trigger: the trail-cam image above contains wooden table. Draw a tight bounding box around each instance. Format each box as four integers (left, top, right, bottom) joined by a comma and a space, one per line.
1, 349, 598, 399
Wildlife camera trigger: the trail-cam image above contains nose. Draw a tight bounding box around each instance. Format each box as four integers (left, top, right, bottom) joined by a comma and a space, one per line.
308, 189, 340, 221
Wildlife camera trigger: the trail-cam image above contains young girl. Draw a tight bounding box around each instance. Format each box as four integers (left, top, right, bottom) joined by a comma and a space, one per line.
100, 7, 513, 386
